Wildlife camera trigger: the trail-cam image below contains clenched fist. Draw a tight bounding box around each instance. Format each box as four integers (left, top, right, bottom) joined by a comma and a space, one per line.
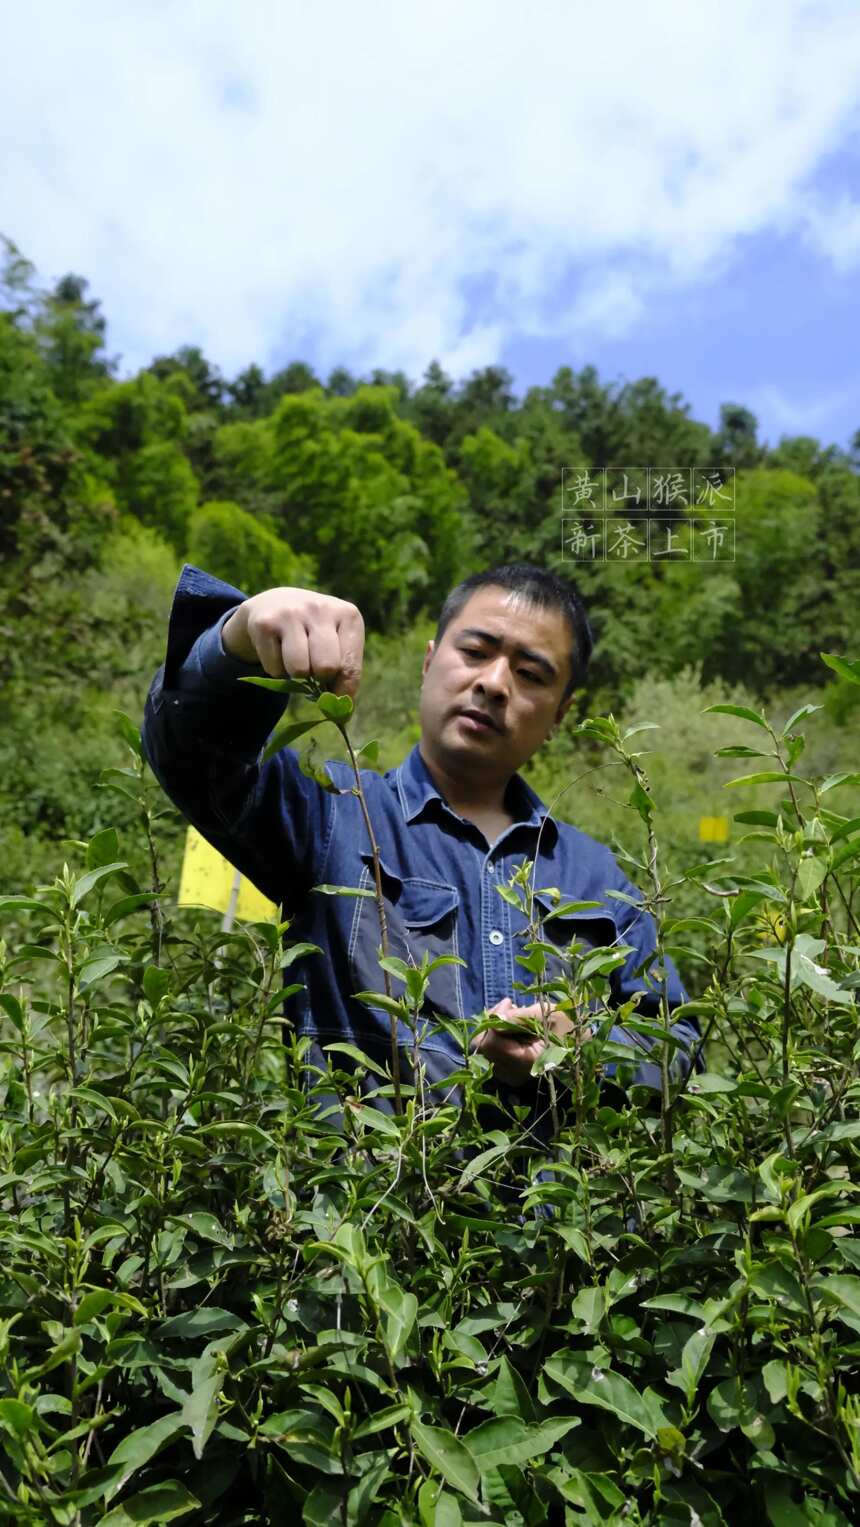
222, 587, 365, 701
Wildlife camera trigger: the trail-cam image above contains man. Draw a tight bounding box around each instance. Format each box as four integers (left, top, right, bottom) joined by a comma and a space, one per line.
141, 561, 700, 1112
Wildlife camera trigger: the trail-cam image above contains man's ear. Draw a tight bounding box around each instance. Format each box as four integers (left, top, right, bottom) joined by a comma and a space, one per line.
421, 640, 435, 680
553, 694, 575, 731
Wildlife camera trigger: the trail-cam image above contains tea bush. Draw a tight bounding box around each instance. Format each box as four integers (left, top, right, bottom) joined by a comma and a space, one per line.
1, 666, 859, 1525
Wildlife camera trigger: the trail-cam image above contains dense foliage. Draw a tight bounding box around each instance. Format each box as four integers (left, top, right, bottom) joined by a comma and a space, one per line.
2, 234, 860, 897
2, 234, 860, 1522
1, 680, 860, 1523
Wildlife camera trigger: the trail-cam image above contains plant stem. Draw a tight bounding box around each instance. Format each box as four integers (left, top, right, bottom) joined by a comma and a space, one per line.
339, 725, 402, 1115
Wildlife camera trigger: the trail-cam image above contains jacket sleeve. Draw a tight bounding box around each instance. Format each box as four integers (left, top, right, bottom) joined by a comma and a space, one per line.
601, 853, 704, 1085
140, 564, 333, 913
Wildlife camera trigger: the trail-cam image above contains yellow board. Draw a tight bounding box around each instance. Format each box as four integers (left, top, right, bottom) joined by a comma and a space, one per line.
698, 816, 730, 843
177, 826, 279, 923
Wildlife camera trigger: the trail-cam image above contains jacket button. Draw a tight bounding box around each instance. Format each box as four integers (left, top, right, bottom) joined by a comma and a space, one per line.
488, 930, 504, 946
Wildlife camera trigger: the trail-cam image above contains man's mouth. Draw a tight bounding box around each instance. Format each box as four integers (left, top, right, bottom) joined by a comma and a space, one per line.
458, 708, 501, 733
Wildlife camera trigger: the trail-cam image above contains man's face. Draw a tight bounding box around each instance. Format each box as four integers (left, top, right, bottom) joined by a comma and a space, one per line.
419, 586, 577, 786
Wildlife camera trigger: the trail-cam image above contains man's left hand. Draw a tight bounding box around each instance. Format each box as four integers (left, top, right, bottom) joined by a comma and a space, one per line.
470, 998, 574, 1087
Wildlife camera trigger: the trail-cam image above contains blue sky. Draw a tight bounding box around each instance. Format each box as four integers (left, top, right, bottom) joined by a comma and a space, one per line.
2, 0, 860, 455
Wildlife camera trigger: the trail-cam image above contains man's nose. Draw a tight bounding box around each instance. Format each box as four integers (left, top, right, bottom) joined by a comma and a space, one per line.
475, 655, 510, 699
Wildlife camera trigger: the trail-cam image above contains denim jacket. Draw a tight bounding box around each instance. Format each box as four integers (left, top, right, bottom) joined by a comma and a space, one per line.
141, 565, 702, 1099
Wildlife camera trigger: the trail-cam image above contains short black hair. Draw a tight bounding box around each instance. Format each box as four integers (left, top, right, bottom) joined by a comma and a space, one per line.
434, 563, 594, 702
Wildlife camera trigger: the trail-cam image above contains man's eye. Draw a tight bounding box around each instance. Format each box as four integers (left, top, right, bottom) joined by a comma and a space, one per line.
462, 647, 541, 682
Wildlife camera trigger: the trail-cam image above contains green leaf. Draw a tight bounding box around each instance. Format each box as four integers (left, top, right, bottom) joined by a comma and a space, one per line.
764, 1478, 817, 1525
104, 893, 163, 926
724, 772, 807, 788
87, 827, 120, 869
464, 1416, 578, 1469
0, 1399, 35, 1436
301, 1484, 343, 1526
750, 1261, 807, 1313
352, 1404, 411, 1440
540, 898, 604, 921
0, 992, 23, 1031
317, 692, 354, 722
457, 1140, 510, 1191
238, 675, 313, 694
418, 1481, 462, 1527
323, 1042, 390, 1079
820, 652, 860, 686
311, 884, 375, 898
378, 1284, 418, 1364
622, 722, 659, 741
182, 1350, 225, 1461
28, 1328, 81, 1378
783, 703, 822, 734
702, 703, 769, 728
157, 1308, 245, 1339
143, 966, 171, 1005
105, 1414, 187, 1502
628, 780, 654, 822
410, 1419, 480, 1501
819, 771, 860, 793
796, 857, 826, 900
667, 1328, 715, 1404
113, 710, 144, 758
543, 1355, 664, 1437
484, 1357, 537, 1421
78, 954, 126, 987
72, 862, 128, 907
0, 897, 63, 923
97, 1481, 200, 1525
816, 1274, 860, 1321
787, 1183, 859, 1233
167, 1212, 233, 1246
261, 716, 323, 763
75, 1288, 146, 1326
346, 1455, 390, 1523
353, 990, 407, 1018
687, 1072, 737, 1094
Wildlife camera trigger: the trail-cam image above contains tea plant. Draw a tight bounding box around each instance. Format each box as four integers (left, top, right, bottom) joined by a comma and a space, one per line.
0, 660, 859, 1524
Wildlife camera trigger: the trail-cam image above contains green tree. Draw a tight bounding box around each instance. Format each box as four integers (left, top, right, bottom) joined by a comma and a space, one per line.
715, 402, 763, 469
767, 433, 843, 480
123, 442, 199, 551
186, 499, 316, 594
210, 417, 277, 515
148, 345, 224, 412
35, 273, 113, 404
325, 365, 359, 397
78, 372, 187, 461
406, 360, 456, 448
269, 390, 472, 627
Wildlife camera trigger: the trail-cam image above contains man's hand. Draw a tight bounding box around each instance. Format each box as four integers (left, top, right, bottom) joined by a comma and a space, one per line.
222, 587, 365, 701
470, 997, 575, 1087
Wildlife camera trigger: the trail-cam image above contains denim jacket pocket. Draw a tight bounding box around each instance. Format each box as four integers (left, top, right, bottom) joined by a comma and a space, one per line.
348, 853, 465, 1025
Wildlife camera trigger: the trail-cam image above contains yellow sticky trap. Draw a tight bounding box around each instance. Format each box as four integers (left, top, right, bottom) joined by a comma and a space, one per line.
177, 826, 278, 922
235, 875, 279, 923
698, 816, 730, 843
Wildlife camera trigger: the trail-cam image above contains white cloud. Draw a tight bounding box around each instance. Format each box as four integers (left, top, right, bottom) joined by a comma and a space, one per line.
745, 380, 860, 435
2, 0, 860, 381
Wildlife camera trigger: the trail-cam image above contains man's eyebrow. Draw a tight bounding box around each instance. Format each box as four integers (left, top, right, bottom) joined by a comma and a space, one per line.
457, 626, 559, 681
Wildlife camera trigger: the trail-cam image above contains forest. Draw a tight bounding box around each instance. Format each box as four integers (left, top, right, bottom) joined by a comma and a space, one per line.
2, 233, 860, 897
2, 235, 860, 1524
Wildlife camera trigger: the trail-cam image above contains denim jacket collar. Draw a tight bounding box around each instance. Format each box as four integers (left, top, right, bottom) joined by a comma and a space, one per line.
395, 742, 558, 844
